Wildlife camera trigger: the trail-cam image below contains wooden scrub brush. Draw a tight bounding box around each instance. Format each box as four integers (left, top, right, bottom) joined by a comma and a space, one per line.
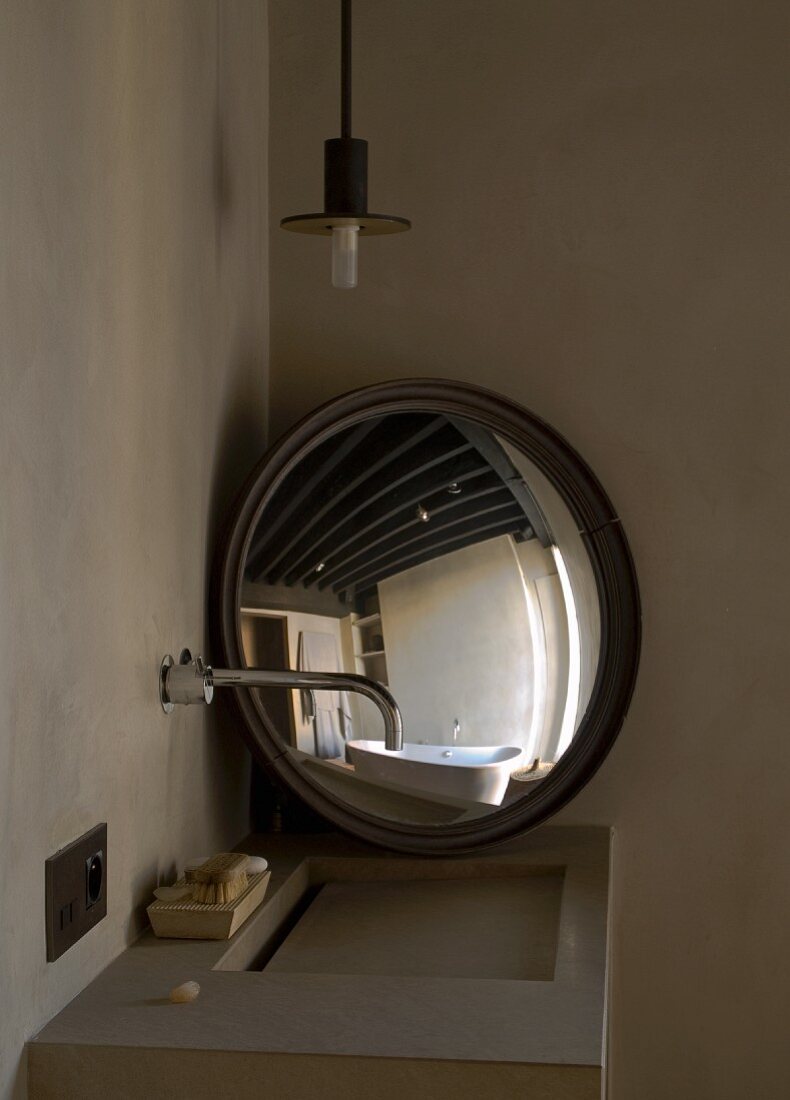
190, 853, 249, 905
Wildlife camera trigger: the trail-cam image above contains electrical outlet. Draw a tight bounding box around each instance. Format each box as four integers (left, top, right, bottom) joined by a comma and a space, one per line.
45, 824, 107, 962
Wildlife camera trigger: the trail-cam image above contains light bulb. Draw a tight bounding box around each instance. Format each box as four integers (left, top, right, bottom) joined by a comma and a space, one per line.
331, 225, 360, 289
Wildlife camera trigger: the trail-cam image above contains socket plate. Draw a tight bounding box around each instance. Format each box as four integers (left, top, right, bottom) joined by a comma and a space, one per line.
45, 823, 107, 962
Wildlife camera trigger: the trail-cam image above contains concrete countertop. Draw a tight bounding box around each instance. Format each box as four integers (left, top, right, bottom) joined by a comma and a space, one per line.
29, 826, 611, 1100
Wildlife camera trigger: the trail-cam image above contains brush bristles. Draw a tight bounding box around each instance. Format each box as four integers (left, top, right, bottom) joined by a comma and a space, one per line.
194, 872, 248, 906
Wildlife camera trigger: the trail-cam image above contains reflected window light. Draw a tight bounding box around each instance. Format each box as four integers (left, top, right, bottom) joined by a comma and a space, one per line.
552, 545, 581, 758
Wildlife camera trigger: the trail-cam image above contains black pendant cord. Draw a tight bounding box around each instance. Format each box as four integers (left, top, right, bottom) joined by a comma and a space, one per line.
341, 0, 352, 139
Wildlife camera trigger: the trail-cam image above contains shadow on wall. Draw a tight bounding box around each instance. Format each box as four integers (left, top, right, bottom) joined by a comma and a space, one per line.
11, 1049, 26, 1100
203, 341, 270, 840
124, 858, 160, 944
206, 338, 268, 564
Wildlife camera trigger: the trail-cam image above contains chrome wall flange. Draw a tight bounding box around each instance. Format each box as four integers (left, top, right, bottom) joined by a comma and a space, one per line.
160, 649, 213, 713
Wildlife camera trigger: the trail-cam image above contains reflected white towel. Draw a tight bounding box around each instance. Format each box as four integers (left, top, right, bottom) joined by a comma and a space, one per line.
298, 630, 347, 758
299, 631, 341, 709
313, 710, 343, 760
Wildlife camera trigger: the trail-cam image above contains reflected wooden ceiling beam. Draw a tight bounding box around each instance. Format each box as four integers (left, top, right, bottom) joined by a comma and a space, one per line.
318, 492, 520, 590
274, 438, 481, 585
284, 454, 494, 587
245, 416, 383, 578
341, 520, 531, 601
260, 415, 449, 582
447, 416, 552, 547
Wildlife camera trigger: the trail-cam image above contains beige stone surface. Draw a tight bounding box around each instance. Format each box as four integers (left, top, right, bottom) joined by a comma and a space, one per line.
28, 1045, 601, 1100
28, 828, 608, 1090
267, 3, 790, 1097
264, 875, 564, 981
0, 4, 268, 1098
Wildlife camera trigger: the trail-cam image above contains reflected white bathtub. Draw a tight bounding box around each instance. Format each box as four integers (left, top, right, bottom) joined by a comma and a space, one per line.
346, 740, 523, 806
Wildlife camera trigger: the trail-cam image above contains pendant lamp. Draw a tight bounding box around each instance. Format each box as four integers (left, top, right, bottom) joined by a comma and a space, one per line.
280, 0, 410, 288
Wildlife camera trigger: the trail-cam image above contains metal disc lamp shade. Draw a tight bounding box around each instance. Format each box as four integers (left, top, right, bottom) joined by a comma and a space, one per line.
280, 0, 410, 288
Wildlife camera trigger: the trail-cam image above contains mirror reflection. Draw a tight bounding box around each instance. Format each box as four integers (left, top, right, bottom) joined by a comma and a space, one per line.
239, 412, 600, 825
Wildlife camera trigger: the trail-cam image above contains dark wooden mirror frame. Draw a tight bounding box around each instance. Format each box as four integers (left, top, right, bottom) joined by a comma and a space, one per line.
211, 379, 641, 853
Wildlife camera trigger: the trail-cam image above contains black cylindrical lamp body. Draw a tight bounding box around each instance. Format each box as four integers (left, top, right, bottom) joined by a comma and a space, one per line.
324, 137, 368, 216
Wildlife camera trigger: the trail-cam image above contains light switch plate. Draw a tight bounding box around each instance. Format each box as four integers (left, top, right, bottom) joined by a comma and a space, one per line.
45, 824, 107, 962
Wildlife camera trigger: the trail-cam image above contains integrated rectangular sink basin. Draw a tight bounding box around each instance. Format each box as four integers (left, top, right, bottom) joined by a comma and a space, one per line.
29, 829, 610, 1100
262, 874, 564, 981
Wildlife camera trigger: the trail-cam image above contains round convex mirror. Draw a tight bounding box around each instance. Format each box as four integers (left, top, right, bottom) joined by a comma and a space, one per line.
212, 380, 640, 852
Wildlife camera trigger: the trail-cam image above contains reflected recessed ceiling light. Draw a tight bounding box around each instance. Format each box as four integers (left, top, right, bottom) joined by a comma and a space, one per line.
447, 482, 462, 494
315, 561, 326, 573
416, 504, 430, 522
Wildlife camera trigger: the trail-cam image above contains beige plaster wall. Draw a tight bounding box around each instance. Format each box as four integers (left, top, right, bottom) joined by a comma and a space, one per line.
0, 3, 268, 1097
379, 538, 534, 749
268, 2, 790, 1096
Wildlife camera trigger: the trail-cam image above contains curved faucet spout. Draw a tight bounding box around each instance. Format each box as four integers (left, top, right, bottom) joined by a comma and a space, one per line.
160, 653, 403, 751
212, 667, 403, 751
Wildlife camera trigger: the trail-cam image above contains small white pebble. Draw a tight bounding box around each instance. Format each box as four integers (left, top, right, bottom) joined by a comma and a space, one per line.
170, 981, 200, 1004
245, 856, 268, 874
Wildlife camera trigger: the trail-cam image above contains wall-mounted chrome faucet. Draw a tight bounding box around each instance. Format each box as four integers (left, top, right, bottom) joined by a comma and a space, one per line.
453, 718, 461, 743
159, 650, 403, 752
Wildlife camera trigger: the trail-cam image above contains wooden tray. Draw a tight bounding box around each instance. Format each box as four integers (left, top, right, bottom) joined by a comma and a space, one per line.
147, 871, 271, 940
